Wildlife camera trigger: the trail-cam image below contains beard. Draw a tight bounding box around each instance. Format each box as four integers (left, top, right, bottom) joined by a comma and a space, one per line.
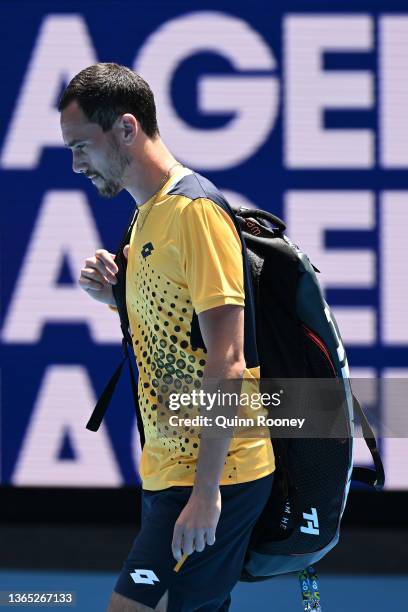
94, 174, 123, 198
92, 137, 129, 199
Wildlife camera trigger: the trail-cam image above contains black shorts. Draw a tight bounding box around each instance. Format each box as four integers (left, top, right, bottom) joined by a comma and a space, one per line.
114, 473, 274, 612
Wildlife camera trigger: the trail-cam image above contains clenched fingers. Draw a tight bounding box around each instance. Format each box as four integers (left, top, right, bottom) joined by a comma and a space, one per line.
79, 250, 118, 290
93, 249, 118, 283
95, 249, 119, 278
79, 268, 105, 291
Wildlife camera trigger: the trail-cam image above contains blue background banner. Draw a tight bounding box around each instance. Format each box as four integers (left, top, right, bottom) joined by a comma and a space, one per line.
1, 1, 407, 488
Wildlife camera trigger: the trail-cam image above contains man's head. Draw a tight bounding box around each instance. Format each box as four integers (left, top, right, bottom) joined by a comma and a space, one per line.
59, 63, 159, 198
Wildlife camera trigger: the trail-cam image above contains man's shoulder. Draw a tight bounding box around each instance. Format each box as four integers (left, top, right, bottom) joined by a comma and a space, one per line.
168, 171, 224, 206
168, 171, 235, 221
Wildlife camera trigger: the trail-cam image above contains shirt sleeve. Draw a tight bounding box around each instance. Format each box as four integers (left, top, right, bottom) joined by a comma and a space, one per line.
178, 197, 245, 314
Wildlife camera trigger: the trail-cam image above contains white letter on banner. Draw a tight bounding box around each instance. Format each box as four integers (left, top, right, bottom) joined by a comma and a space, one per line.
285, 190, 376, 346
0, 15, 97, 169
380, 17, 408, 168
1, 191, 121, 344
12, 366, 122, 486
135, 11, 278, 170
285, 15, 374, 168
381, 192, 408, 344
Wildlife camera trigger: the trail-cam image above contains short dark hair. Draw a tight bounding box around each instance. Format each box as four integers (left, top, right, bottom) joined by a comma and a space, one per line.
58, 63, 159, 138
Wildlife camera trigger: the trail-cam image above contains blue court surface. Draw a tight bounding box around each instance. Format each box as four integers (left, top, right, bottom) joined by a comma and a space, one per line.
0, 570, 407, 611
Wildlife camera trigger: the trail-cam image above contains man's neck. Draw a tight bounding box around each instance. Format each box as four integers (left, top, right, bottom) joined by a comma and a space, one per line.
123, 137, 180, 206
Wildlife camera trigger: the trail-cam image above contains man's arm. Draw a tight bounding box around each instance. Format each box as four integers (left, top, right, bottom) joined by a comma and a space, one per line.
171, 303, 246, 561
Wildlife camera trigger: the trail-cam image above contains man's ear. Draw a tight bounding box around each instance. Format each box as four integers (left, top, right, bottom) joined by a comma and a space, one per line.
119, 113, 138, 144
123, 244, 130, 259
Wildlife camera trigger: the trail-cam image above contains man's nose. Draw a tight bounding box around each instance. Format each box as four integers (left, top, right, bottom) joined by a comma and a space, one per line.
72, 152, 87, 174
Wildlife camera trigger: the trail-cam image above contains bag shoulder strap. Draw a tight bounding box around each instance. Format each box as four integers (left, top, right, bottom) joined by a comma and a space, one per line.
351, 395, 385, 490
86, 209, 146, 447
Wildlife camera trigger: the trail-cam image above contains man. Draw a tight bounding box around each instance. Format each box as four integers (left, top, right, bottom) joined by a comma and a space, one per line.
59, 63, 275, 612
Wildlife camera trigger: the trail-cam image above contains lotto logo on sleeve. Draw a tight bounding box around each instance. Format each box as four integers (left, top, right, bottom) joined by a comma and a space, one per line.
130, 569, 160, 585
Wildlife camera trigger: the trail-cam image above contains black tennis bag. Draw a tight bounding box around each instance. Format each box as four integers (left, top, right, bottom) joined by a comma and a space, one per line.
231, 207, 385, 582
86, 204, 385, 590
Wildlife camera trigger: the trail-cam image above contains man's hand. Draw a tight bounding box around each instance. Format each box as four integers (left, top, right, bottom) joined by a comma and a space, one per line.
171, 487, 221, 561
79, 248, 118, 305
79, 245, 129, 305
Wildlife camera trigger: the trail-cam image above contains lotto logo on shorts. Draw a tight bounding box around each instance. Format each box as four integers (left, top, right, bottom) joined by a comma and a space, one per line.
130, 569, 160, 585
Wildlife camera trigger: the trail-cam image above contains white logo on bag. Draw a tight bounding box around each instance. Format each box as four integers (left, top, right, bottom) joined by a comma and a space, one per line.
300, 507, 320, 536
130, 569, 160, 585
